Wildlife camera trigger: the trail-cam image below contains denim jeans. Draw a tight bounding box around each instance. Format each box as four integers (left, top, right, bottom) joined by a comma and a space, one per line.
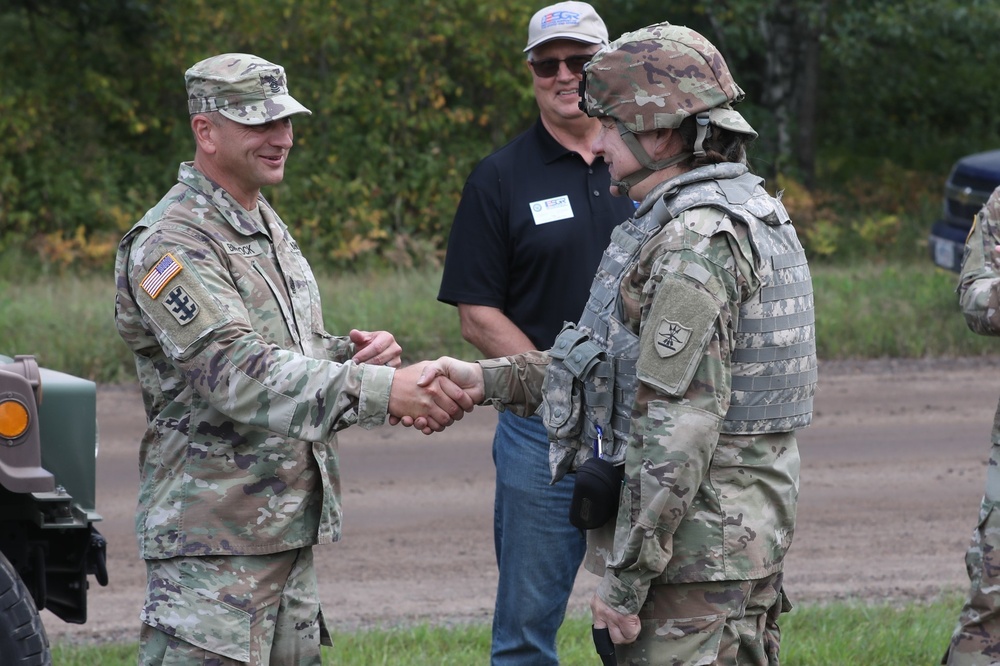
491, 410, 587, 665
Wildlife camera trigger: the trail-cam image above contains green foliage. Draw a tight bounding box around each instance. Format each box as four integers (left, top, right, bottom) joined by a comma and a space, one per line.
1, 0, 540, 271
3, 1, 999, 272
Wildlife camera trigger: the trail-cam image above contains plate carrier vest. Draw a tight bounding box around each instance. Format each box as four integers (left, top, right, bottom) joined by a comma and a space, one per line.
542, 163, 816, 481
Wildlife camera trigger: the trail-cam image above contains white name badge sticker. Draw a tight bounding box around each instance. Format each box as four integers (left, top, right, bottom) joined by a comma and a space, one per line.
529, 195, 574, 225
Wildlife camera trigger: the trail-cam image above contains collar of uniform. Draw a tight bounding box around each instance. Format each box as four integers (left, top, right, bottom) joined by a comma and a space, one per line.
176, 161, 269, 237
635, 162, 749, 217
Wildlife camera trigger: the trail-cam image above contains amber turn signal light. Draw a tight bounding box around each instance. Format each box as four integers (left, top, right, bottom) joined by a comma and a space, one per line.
0, 398, 29, 439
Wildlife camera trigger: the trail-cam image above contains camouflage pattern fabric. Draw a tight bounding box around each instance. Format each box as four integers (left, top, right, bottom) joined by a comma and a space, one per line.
186, 53, 311, 125
583, 22, 756, 137
139, 547, 330, 665
479, 164, 808, 661
114, 162, 395, 560
617, 572, 786, 666
945, 185, 1000, 665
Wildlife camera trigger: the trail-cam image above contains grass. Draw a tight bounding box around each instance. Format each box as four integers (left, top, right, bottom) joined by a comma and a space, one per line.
49, 594, 965, 665
1, 260, 995, 383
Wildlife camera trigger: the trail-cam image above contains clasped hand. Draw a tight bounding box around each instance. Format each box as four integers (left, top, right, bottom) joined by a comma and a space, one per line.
387, 357, 485, 434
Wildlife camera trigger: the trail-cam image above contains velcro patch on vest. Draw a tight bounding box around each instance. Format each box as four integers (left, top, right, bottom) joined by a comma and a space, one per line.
637, 276, 720, 397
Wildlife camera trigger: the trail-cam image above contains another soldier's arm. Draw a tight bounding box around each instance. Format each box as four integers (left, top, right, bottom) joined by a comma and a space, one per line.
959, 188, 1000, 335
409, 351, 551, 420
596, 220, 755, 616
126, 233, 440, 440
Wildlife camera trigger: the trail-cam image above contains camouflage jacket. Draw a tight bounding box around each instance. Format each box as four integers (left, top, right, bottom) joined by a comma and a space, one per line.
114, 162, 395, 560
480, 165, 804, 615
960, 186, 1000, 336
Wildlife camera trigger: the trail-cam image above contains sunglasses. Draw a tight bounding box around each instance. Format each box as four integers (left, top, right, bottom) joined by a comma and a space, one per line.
528, 55, 592, 78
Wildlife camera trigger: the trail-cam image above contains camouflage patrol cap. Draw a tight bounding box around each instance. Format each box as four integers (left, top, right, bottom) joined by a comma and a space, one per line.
185, 53, 311, 125
583, 23, 756, 138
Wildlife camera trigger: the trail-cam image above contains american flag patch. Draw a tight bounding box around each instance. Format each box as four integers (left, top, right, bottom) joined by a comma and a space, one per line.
140, 253, 183, 298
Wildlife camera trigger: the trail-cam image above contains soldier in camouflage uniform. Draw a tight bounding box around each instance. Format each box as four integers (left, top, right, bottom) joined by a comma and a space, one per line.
944, 185, 1000, 666
114, 53, 468, 665
411, 24, 816, 665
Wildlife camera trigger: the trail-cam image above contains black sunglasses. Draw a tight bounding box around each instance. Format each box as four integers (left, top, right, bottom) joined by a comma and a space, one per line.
528, 55, 592, 78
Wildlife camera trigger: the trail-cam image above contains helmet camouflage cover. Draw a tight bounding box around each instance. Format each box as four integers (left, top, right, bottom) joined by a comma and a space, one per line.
582, 22, 756, 137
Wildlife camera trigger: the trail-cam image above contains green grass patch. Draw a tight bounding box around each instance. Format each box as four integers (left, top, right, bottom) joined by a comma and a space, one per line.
812, 263, 993, 358
49, 594, 965, 665
1, 261, 996, 383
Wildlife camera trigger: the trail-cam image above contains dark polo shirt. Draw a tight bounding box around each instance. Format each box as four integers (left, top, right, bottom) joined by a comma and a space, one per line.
438, 118, 635, 350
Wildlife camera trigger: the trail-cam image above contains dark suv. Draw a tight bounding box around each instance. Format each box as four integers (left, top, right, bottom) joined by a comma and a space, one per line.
929, 149, 1000, 272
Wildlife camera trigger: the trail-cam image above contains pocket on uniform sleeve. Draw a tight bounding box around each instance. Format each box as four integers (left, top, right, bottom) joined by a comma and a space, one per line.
141, 574, 252, 662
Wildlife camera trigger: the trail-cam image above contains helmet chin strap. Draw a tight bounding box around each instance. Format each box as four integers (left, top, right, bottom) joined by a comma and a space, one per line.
611, 120, 692, 198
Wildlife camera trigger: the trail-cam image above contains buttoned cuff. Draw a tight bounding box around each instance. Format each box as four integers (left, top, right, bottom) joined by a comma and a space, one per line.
597, 570, 645, 616
478, 358, 513, 407
357, 364, 395, 428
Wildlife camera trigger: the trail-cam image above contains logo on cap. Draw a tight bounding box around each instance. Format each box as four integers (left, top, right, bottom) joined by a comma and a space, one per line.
542, 10, 581, 29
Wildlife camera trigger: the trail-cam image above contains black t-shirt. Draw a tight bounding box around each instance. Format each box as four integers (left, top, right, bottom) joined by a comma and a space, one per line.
438, 118, 635, 350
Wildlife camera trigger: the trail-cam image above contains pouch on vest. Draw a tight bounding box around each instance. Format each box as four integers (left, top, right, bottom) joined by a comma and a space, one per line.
569, 456, 623, 530
544, 324, 608, 482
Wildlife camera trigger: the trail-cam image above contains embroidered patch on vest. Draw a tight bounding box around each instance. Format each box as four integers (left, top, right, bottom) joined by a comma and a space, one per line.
655, 319, 692, 358
161, 285, 200, 326
140, 253, 183, 299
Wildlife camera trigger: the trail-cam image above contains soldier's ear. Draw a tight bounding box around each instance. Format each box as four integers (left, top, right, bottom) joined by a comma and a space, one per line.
191, 114, 218, 154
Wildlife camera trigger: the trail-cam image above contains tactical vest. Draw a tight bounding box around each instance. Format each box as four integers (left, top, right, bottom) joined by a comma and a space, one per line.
542, 163, 816, 481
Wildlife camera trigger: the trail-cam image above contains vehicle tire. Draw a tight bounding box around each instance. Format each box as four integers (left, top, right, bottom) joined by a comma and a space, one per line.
0, 549, 51, 666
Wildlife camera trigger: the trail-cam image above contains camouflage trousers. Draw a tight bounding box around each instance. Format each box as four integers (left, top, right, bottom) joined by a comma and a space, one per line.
618, 572, 788, 666
943, 439, 1000, 666
138, 547, 332, 665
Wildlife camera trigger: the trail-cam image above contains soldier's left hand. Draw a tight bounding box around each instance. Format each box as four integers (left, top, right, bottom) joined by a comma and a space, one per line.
350, 329, 402, 368
591, 594, 640, 645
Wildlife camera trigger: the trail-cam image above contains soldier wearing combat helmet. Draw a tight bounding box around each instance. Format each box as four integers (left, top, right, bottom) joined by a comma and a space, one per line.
410, 22, 817, 664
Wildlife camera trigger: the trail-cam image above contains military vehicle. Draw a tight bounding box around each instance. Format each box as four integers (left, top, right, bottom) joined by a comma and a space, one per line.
0, 354, 108, 665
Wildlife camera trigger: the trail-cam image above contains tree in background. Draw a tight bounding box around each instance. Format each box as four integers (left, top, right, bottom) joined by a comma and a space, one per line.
2, 0, 1000, 270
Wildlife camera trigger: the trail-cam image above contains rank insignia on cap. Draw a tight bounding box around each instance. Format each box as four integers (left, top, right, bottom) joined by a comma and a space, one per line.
655, 319, 692, 358
140, 253, 183, 298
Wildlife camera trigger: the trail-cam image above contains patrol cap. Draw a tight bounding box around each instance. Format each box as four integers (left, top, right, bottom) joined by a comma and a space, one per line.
185, 53, 311, 125
524, 1, 608, 52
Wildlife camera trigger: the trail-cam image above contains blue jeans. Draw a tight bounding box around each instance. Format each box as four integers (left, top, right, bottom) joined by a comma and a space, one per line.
491, 410, 587, 666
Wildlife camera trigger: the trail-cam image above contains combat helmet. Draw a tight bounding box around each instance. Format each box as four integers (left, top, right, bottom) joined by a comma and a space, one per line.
581, 22, 756, 195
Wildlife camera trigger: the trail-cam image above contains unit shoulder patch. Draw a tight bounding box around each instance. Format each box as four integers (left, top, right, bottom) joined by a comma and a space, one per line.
654, 319, 692, 358
161, 285, 200, 326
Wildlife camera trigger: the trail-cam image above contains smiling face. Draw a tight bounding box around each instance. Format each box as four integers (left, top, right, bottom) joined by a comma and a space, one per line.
527, 39, 599, 126
193, 113, 294, 209
591, 117, 640, 197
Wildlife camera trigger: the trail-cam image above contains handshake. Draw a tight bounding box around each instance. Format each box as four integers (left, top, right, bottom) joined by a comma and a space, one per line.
387, 357, 487, 434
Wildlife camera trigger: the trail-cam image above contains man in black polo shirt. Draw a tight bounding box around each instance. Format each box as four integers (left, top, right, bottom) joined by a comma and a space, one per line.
437, 3, 635, 663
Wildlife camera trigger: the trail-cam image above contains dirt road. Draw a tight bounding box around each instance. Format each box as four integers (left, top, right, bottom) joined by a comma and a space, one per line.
45, 358, 1000, 645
